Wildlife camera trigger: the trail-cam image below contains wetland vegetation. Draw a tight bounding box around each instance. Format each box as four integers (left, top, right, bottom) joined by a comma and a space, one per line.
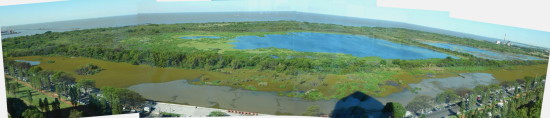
75, 63, 103, 75
3, 21, 548, 101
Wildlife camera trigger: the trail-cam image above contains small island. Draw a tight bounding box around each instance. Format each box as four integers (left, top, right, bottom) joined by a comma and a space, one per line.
75, 63, 103, 75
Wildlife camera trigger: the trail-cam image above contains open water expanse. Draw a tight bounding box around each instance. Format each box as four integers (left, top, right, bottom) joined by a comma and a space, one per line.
2, 11, 500, 42
231, 32, 454, 59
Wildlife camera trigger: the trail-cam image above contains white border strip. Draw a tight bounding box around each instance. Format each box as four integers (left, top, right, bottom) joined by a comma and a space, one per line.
0, 0, 66, 6
0, 27, 7, 118
541, 53, 550, 117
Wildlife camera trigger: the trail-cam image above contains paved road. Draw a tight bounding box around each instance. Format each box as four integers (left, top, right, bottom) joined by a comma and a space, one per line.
425, 106, 460, 118
149, 102, 273, 117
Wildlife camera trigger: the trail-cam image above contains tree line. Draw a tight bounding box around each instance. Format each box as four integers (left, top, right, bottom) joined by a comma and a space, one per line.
404, 75, 546, 118
4, 43, 547, 76
4, 60, 146, 118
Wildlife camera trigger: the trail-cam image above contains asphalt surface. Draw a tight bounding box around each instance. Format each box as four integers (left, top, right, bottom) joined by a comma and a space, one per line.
425, 106, 460, 118
149, 102, 272, 117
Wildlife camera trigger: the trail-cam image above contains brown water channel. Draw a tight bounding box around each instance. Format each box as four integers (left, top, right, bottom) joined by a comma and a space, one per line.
127, 73, 497, 115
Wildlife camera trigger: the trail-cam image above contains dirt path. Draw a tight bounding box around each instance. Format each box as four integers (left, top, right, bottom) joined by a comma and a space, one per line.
6, 75, 73, 106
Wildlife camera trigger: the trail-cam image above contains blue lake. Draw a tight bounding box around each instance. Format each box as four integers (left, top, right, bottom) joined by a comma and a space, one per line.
180, 36, 221, 39
231, 32, 454, 59
423, 42, 540, 60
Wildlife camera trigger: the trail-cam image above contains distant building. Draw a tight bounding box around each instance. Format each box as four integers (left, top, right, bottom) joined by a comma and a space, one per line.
497, 34, 512, 46
0, 29, 19, 35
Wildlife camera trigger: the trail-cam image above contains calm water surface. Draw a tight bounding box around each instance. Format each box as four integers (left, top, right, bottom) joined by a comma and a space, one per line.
2, 12, 500, 43
14, 60, 40, 66
423, 42, 540, 60
231, 32, 454, 59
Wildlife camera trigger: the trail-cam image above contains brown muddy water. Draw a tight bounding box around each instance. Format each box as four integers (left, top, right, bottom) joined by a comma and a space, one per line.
127, 73, 498, 115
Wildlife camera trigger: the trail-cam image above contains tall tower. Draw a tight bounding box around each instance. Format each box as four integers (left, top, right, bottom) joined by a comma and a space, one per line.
496, 34, 505, 44
505, 34, 512, 46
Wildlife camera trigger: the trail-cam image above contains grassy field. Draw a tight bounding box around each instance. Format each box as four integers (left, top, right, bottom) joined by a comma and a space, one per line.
5, 78, 73, 109
12, 56, 547, 99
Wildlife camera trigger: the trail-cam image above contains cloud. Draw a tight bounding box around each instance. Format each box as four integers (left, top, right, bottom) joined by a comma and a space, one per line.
0, 0, 66, 6
377, 0, 550, 32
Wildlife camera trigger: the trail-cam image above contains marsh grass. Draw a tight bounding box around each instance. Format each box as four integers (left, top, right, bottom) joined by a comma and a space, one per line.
11, 56, 547, 100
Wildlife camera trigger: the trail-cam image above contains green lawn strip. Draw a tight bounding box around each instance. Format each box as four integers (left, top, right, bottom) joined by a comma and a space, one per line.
6, 81, 72, 109
160, 112, 182, 117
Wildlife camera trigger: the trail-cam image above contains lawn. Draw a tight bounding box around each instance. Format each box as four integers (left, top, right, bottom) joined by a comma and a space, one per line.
160, 112, 182, 117
5, 78, 72, 109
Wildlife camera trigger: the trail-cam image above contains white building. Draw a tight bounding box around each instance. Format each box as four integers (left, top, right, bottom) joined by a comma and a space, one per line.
144, 107, 151, 112
404, 111, 413, 117
497, 102, 504, 107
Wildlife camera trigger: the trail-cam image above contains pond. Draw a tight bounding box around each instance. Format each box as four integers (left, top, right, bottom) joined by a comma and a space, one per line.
14, 60, 40, 66
231, 32, 455, 59
127, 73, 497, 115
423, 42, 540, 60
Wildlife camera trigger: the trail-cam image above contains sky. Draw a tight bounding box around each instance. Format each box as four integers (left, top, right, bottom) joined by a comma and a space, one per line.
0, 0, 549, 48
